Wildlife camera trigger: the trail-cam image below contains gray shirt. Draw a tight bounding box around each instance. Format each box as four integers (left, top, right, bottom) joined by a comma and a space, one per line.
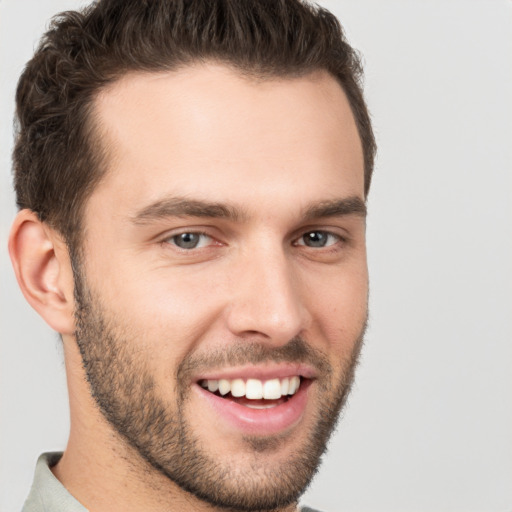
22, 453, 87, 512
22, 452, 321, 512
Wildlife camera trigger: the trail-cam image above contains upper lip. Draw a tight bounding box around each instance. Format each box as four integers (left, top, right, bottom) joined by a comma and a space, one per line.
194, 363, 317, 383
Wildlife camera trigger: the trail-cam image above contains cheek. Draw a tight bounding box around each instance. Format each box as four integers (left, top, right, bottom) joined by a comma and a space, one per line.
98, 264, 228, 357
304, 262, 368, 350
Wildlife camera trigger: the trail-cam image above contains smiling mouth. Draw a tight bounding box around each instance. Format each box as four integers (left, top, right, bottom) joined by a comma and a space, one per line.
199, 376, 303, 409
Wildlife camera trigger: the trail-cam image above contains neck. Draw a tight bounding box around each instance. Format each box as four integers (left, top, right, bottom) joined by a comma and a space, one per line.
52, 444, 298, 512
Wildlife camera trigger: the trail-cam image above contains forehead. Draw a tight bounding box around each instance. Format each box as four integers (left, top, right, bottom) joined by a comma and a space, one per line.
88, 64, 364, 218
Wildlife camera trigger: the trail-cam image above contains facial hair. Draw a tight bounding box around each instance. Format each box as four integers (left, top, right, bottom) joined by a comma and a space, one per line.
72, 267, 366, 512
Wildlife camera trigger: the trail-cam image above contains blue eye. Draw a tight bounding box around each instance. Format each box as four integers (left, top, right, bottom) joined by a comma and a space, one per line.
297, 231, 339, 248
169, 232, 211, 249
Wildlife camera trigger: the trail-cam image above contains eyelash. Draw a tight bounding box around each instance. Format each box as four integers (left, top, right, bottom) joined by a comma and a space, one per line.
163, 231, 215, 251
293, 231, 344, 249
162, 229, 346, 252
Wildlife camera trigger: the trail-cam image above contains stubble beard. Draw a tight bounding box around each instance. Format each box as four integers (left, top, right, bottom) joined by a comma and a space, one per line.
72, 266, 366, 512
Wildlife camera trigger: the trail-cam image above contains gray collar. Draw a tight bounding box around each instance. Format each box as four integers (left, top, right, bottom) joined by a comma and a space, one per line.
22, 452, 88, 512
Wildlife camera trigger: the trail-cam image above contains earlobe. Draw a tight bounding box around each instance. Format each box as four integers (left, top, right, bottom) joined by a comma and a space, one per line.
8, 209, 76, 335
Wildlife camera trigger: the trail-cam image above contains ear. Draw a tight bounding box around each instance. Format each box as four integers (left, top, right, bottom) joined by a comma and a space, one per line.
8, 209, 76, 335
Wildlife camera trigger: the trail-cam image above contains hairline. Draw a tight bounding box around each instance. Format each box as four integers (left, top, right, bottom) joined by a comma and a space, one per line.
67, 59, 366, 257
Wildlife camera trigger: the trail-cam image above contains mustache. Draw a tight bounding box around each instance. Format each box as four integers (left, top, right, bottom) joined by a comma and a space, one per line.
177, 336, 332, 381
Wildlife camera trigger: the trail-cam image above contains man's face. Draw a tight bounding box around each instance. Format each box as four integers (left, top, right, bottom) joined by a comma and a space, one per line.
74, 64, 368, 510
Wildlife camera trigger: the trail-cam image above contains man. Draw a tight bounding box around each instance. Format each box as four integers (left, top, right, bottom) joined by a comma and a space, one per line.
8, 0, 375, 511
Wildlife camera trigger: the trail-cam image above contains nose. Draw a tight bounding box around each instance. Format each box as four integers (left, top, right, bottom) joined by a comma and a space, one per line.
225, 246, 310, 345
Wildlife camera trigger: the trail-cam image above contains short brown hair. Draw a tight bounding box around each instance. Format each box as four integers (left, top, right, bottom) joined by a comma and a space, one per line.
13, 0, 376, 250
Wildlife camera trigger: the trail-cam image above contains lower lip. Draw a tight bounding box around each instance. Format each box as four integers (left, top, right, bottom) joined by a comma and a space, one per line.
194, 381, 311, 436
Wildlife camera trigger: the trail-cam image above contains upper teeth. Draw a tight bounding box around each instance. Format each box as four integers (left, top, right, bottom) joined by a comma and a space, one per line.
200, 376, 301, 400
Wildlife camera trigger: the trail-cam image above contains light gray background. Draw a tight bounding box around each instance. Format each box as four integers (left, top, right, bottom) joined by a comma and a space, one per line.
1, 1, 511, 511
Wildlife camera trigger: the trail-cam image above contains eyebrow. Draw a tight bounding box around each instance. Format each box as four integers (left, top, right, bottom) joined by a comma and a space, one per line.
131, 195, 366, 225
131, 197, 245, 224
303, 196, 367, 220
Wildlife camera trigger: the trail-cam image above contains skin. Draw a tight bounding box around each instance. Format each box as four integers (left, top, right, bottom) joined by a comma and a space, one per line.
9, 64, 368, 512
